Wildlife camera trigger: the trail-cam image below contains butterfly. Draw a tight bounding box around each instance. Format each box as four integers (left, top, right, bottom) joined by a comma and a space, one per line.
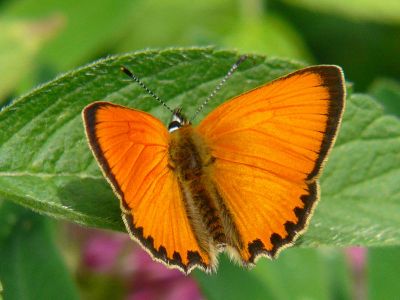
82, 57, 345, 274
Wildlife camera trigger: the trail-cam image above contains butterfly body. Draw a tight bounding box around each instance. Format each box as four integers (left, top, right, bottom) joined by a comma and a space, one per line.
169, 123, 244, 261
169, 124, 221, 250
83, 65, 345, 273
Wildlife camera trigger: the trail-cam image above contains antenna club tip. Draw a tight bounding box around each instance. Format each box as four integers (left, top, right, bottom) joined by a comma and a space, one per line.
120, 65, 133, 77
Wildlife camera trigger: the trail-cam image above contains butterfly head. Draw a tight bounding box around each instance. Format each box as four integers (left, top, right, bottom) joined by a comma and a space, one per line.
121, 55, 248, 133
168, 107, 190, 132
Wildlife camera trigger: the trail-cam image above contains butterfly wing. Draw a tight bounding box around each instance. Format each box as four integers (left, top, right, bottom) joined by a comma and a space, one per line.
197, 66, 345, 263
83, 102, 212, 273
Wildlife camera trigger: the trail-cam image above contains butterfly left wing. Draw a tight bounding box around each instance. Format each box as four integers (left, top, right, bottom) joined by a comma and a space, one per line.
197, 66, 345, 263
83, 102, 213, 273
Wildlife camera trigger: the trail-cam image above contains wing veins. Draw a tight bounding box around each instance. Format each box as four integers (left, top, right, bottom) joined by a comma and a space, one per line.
134, 166, 169, 214
215, 155, 306, 184
120, 145, 145, 191
102, 139, 132, 153
247, 128, 321, 153
108, 142, 134, 169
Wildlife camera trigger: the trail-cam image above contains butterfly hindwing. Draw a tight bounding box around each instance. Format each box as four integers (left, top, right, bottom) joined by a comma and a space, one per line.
83, 102, 212, 273
197, 66, 345, 263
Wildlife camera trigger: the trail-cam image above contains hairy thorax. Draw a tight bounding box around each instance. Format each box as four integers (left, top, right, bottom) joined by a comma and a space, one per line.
168, 125, 213, 182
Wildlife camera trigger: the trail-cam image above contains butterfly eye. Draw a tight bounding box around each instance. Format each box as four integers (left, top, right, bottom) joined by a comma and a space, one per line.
168, 107, 189, 132
168, 120, 182, 132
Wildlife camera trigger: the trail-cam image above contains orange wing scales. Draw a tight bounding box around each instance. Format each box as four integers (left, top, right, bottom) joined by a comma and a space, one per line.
198, 65, 345, 263
83, 102, 213, 273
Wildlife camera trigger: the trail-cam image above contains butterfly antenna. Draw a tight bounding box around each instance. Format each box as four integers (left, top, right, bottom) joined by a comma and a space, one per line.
190, 55, 248, 122
120, 66, 174, 113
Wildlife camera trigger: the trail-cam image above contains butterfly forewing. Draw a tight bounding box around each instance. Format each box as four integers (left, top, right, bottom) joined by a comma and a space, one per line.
83, 102, 212, 273
197, 66, 345, 262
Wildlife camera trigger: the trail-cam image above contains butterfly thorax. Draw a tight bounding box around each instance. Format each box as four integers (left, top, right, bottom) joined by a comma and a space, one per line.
168, 125, 212, 180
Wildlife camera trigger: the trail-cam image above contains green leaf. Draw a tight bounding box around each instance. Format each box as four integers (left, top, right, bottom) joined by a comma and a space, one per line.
116, 0, 238, 52
369, 78, 400, 117
0, 16, 62, 102
0, 202, 79, 300
303, 93, 400, 246
368, 247, 400, 299
194, 248, 351, 300
280, 0, 400, 24
2, 0, 138, 71
116, 0, 312, 62
0, 48, 303, 230
271, 3, 400, 90
194, 255, 277, 300
223, 13, 312, 62
0, 48, 399, 247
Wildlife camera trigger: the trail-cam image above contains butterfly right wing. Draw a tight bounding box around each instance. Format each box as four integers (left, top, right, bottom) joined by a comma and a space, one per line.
83, 102, 213, 273
197, 66, 345, 263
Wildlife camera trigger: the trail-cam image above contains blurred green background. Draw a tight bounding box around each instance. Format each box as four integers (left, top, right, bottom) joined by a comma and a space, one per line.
1, 0, 400, 299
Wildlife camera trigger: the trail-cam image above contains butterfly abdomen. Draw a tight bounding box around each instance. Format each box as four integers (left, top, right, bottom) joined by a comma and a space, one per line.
169, 126, 228, 248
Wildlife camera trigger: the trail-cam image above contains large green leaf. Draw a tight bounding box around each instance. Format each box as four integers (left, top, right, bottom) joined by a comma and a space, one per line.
0, 48, 302, 231
0, 201, 79, 300
0, 48, 399, 247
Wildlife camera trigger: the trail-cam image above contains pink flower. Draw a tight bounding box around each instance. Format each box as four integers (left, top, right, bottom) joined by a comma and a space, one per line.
128, 247, 202, 300
80, 228, 203, 300
83, 231, 127, 273
346, 247, 367, 273
345, 247, 367, 300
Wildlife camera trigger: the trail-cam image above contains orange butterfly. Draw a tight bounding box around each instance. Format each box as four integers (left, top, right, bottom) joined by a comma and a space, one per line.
82, 58, 345, 274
